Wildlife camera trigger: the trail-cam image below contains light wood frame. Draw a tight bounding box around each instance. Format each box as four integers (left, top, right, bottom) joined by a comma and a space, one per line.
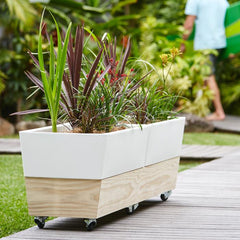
25, 157, 179, 219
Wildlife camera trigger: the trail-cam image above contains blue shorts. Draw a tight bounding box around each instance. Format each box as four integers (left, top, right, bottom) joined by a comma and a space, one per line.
209, 49, 224, 75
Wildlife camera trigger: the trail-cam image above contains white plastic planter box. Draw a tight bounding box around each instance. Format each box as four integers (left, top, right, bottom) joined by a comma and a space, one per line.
144, 117, 185, 166
20, 117, 185, 227
20, 124, 147, 180
20, 117, 185, 179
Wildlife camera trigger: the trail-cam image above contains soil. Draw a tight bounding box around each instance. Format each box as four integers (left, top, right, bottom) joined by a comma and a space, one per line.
67, 125, 127, 134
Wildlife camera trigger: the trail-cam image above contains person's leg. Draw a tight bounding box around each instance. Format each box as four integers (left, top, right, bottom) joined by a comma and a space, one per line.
206, 74, 225, 120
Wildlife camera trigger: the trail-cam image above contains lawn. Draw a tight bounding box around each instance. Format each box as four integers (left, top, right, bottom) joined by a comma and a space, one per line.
0, 155, 34, 238
183, 132, 240, 145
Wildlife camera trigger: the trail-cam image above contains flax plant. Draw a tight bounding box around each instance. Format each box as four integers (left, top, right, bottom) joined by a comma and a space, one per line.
37, 12, 71, 132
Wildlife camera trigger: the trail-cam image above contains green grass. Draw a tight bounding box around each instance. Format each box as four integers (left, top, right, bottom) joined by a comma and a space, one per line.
179, 159, 207, 172
1, 134, 19, 139
0, 155, 35, 238
183, 132, 240, 146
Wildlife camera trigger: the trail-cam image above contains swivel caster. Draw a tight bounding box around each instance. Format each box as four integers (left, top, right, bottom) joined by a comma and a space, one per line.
34, 216, 48, 229
126, 203, 139, 215
160, 190, 172, 201
84, 219, 97, 231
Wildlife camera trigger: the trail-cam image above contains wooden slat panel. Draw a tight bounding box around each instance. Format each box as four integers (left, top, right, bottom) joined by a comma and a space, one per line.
25, 178, 101, 218
97, 157, 179, 217
25, 157, 179, 219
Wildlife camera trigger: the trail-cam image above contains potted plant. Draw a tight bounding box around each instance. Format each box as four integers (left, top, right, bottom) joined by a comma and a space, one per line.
13, 12, 185, 231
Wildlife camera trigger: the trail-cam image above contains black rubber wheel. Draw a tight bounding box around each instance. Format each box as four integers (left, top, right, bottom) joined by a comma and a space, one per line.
160, 194, 169, 201
34, 218, 45, 229
125, 206, 133, 215
86, 221, 97, 231
160, 191, 172, 201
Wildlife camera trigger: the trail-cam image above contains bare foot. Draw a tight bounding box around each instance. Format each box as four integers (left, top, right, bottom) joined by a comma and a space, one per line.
206, 112, 225, 121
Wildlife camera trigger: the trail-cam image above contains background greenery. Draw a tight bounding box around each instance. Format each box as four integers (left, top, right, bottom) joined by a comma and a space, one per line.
1, 0, 240, 122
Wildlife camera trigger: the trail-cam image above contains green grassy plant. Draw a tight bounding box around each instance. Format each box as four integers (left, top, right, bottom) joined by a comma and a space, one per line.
11, 11, 72, 132
131, 48, 181, 124
179, 159, 207, 172
37, 12, 72, 132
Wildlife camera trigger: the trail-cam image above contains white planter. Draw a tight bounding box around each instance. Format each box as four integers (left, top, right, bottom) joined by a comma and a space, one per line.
20, 117, 185, 220
145, 117, 185, 166
20, 124, 147, 180
20, 117, 185, 180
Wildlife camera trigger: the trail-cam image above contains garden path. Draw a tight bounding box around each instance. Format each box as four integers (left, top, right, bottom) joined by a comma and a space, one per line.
0, 139, 21, 154
212, 115, 240, 133
2, 149, 240, 240
181, 144, 240, 160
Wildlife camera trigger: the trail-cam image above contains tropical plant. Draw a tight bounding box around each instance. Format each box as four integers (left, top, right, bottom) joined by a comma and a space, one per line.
30, 0, 140, 36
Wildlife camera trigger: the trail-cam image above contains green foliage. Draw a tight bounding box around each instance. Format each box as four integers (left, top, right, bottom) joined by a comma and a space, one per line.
216, 55, 240, 116
38, 13, 72, 132
0, 70, 6, 94
2, 0, 239, 120
5, 0, 37, 29
170, 52, 214, 117
32, 0, 140, 36
131, 49, 181, 124
0, 1, 41, 120
22, 14, 181, 133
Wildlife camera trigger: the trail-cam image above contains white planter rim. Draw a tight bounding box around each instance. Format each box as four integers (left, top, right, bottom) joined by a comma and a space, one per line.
20, 117, 185, 135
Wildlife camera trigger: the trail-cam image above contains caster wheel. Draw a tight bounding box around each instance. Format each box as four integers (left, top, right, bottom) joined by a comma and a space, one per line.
34, 216, 48, 229
84, 219, 97, 231
160, 190, 172, 201
126, 203, 139, 215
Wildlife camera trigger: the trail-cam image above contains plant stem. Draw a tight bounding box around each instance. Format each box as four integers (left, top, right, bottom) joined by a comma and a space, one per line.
52, 120, 57, 132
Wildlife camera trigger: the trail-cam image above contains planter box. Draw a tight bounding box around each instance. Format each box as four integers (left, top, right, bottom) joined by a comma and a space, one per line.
20, 117, 185, 221
20, 123, 147, 180
144, 117, 185, 166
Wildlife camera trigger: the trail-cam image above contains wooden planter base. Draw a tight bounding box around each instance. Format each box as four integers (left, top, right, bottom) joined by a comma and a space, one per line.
25, 157, 179, 219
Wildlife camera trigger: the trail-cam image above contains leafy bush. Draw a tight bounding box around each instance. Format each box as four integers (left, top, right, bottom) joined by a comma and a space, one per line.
216, 55, 240, 115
